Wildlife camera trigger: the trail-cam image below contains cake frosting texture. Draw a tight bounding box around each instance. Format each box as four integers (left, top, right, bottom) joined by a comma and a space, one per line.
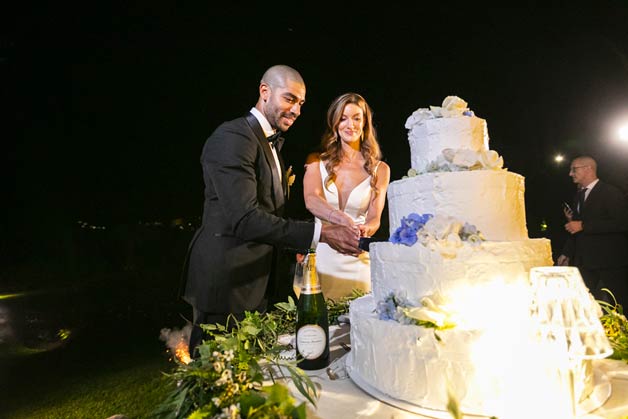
408, 116, 489, 173
387, 171, 528, 241
370, 238, 553, 305
347, 96, 562, 417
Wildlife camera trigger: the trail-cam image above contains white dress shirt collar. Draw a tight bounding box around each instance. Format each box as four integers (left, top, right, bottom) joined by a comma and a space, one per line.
583, 179, 599, 200
250, 107, 275, 138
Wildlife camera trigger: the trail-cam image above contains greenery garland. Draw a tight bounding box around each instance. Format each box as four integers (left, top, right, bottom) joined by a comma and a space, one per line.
154, 290, 365, 419
154, 287, 627, 419
599, 290, 628, 363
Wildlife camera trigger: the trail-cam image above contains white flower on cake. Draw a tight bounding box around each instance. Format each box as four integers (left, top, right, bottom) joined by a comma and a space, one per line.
390, 213, 485, 258
377, 291, 456, 331
418, 215, 466, 258
440, 95, 470, 117
404, 107, 434, 128
479, 149, 504, 170
403, 295, 455, 329
445, 148, 478, 168
404, 95, 474, 130
404, 148, 504, 176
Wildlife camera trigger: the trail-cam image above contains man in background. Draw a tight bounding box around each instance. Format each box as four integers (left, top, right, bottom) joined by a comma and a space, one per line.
557, 155, 628, 307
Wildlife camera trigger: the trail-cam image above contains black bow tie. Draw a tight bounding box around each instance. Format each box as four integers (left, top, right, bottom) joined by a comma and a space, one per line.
267, 132, 284, 150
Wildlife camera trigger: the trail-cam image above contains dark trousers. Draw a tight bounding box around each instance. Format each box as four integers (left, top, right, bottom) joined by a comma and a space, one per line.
188, 300, 266, 359
579, 266, 628, 308
188, 309, 234, 359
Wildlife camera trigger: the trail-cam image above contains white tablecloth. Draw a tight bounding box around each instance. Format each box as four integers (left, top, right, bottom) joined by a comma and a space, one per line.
289, 325, 628, 419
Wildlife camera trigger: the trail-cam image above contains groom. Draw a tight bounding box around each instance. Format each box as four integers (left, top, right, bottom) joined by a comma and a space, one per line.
181, 65, 361, 357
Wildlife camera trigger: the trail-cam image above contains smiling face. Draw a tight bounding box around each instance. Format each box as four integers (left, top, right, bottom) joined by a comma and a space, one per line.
260, 79, 306, 132
336, 103, 364, 145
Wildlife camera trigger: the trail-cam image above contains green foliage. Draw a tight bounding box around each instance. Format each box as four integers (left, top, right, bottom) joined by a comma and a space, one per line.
325, 289, 365, 324
599, 289, 628, 362
154, 309, 317, 419
155, 291, 365, 419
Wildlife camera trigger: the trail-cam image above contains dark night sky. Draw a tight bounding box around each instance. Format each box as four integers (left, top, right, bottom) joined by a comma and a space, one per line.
5, 2, 628, 250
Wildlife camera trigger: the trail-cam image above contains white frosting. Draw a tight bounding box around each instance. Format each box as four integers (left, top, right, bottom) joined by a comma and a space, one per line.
370, 238, 553, 306
408, 116, 489, 173
349, 294, 580, 417
347, 98, 590, 416
349, 295, 492, 415
387, 171, 528, 241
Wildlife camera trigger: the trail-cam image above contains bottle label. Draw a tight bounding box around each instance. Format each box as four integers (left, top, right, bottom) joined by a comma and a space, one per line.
296, 325, 326, 359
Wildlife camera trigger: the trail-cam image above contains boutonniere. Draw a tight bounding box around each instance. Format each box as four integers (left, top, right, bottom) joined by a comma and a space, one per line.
286, 165, 296, 199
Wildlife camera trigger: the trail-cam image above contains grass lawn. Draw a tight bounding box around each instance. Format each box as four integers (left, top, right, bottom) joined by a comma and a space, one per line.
4, 354, 173, 419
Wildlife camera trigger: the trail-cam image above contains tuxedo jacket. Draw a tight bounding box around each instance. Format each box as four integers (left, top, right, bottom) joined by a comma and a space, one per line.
561, 180, 628, 269
181, 113, 314, 314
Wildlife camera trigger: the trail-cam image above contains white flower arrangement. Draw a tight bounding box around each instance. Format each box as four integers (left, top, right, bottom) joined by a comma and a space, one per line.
377, 290, 456, 332
418, 214, 485, 258
403, 148, 504, 177
405, 95, 474, 129
390, 213, 485, 258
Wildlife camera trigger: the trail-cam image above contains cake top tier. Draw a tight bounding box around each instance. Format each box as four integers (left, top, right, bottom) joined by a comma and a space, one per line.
405, 96, 476, 128
406, 96, 498, 174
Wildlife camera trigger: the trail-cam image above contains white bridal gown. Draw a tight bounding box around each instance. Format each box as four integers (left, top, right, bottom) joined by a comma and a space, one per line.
314, 160, 376, 301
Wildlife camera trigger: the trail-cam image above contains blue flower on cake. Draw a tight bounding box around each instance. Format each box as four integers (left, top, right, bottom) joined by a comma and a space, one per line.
376, 291, 456, 331
390, 213, 485, 258
390, 212, 433, 246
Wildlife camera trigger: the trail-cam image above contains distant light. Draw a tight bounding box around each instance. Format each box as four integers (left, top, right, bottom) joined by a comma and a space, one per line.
554, 154, 564, 163
619, 124, 628, 142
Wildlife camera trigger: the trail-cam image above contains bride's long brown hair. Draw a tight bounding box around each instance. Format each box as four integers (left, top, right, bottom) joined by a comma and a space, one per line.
319, 93, 382, 197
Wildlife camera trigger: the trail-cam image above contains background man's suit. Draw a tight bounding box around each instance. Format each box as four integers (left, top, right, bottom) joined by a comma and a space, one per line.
561, 180, 628, 305
182, 112, 313, 322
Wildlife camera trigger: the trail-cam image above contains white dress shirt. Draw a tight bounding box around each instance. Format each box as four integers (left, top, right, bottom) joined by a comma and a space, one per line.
249, 108, 321, 248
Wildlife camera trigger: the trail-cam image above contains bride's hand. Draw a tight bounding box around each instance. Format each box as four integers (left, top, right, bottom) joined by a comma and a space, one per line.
329, 209, 355, 228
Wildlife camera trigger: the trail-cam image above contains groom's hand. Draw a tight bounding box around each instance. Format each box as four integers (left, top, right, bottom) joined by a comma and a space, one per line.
320, 224, 361, 256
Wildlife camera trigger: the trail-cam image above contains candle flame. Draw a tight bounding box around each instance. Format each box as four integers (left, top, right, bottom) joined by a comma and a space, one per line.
175, 339, 192, 364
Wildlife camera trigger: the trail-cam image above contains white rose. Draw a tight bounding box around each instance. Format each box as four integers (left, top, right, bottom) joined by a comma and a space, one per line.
451, 149, 480, 168
436, 232, 462, 258
422, 216, 444, 239
479, 149, 504, 170
429, 105, 443, 118
441, 148, 456, 163
424, 215, 458, 239
405, 108, 433, 129
449, 220, 463, 237
441, 96, 469, 117
404, 306, 447, 327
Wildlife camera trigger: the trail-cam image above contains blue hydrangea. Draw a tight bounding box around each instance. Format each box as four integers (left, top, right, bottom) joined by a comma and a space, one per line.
377, 291, 415, 322
377, 298, 397, 321
390, 213, 433, 246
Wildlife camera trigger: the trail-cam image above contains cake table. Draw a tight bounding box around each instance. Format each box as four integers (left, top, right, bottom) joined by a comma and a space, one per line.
287, 325, 628, 419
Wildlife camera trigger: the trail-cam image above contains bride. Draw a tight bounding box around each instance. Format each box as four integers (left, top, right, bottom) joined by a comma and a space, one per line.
302, 92, 390, 301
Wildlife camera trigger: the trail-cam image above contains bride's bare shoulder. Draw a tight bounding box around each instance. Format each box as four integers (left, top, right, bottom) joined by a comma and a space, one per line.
305, 152, 321, 165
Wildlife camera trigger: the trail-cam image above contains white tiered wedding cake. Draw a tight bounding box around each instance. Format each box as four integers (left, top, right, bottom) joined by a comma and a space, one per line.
347, 97, 557, 417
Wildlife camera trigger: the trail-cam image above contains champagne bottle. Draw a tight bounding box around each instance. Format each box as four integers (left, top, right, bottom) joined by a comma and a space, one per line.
295, 249, 330, 370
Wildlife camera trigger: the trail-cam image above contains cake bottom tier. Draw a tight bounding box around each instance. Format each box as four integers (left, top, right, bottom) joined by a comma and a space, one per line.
348, 295, 595, 417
